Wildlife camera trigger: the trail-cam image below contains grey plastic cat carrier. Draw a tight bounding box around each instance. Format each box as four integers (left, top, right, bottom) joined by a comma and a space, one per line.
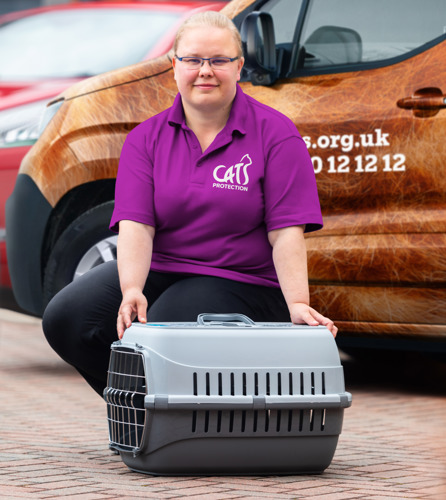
104, 313, 351, 475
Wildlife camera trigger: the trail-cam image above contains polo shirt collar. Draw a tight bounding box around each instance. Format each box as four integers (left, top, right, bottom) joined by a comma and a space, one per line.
167, 84, 247, 137
167, 93, 186, 127
225, 84, 247, 136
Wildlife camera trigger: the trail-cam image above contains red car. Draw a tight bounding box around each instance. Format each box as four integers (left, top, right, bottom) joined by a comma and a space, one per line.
0, 0, 225, 289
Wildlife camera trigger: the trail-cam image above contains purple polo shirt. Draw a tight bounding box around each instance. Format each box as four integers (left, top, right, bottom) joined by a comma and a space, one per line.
110, 85, 323, 287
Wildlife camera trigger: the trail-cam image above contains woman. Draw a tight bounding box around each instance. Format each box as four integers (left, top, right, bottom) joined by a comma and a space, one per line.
43, 11, 337, 397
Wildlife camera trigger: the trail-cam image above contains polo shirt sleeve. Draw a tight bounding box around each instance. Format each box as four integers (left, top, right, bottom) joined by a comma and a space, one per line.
109, 126, 155, 233
264, 135, 323, 233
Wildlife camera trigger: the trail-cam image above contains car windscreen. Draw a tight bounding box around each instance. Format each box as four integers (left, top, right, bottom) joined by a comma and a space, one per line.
0, 8, 181, 80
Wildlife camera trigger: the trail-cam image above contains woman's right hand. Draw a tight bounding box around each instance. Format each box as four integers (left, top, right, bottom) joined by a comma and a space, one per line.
117, 288, 148, 339
115, 221, 155, 339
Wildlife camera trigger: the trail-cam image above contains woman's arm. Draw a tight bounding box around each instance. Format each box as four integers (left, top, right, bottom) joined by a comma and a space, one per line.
268, 225, 338, 337
116, 220, 155, 338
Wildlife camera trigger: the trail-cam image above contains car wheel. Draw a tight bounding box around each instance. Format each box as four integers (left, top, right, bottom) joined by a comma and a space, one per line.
43, 201, 117, 306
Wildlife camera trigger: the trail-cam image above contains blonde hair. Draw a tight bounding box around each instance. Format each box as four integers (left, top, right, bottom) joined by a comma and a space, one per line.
174, 11, 243, 58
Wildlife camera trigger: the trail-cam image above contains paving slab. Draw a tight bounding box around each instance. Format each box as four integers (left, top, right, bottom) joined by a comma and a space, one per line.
1, 308, 445, 499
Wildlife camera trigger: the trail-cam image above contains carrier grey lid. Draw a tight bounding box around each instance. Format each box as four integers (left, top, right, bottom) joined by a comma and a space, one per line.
119, 314, 341, 368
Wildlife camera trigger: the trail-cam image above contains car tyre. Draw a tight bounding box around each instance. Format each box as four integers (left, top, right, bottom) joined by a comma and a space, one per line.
42, 201, 117, 307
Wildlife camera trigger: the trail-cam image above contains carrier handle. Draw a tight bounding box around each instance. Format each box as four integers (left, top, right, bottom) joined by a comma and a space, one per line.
197, 313, 255, 326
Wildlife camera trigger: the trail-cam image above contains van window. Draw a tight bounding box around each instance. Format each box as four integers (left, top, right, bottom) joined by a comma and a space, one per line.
300, 0, 446, 69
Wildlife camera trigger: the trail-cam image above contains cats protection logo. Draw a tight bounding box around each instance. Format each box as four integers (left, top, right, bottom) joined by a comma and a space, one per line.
212, 153, 251, 192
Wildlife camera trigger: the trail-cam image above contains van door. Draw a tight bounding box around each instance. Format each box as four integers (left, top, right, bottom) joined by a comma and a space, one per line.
240, 0, 446, 341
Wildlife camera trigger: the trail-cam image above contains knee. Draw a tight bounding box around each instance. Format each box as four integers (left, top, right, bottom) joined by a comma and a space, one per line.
42, 289, 74, 356
42, 261, 121, 355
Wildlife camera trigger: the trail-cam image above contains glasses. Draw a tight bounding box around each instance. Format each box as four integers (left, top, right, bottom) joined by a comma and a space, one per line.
175, 55, 239, 70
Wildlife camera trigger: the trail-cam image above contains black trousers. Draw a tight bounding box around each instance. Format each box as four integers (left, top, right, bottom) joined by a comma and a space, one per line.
42, 261, 289, 396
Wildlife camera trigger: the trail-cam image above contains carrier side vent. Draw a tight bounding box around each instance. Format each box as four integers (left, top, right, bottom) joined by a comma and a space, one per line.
191, 370, 328, 434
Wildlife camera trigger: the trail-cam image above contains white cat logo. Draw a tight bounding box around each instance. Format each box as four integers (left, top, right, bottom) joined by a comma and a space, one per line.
212, 154, 251, 192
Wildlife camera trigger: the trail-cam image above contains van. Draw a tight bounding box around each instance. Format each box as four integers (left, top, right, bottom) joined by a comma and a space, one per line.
6, 0, 446, 354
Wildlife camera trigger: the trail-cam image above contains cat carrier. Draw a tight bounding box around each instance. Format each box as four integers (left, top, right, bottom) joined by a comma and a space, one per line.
104, 313, 351, 475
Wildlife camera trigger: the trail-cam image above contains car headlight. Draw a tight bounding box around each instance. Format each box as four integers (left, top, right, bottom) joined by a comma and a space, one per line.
0, 98, 63, 148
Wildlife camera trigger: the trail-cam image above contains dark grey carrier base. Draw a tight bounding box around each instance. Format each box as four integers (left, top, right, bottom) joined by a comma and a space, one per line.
121, 436, 340, 476
104, 314, 352, 475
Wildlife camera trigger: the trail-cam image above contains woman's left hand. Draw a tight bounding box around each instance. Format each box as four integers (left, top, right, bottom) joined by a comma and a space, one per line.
289, 302, 338, 337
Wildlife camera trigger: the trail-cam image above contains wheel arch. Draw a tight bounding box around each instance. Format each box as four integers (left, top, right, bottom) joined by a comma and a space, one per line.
42, 179, 116, 274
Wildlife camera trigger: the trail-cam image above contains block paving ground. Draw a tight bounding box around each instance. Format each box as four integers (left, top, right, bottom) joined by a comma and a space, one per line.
1, 308, 445, 499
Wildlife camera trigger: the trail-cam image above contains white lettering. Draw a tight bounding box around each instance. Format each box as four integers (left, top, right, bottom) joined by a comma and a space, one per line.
329, 135, 341, 148
212, 182, 248, 191
304, 129, 391, 152
311, 153, 406, 174
311, 156, 323, 174
340, 134, 354, 152
302, 136, 312, 149
212, 154, 251, 188
375, 128, 390, 147
240, 154, 251, 185
223, 166, 236, 184
213, 165, 227, 182
317, 135, 331, 149
360, 133, 375, 147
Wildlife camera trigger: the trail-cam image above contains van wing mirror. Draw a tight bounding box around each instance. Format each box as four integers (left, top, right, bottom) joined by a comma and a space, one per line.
240, 11, 277, 86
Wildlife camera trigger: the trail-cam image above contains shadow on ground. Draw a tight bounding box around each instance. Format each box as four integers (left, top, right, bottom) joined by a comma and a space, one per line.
341, 348, 446, 396
0, 286, 31, 315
